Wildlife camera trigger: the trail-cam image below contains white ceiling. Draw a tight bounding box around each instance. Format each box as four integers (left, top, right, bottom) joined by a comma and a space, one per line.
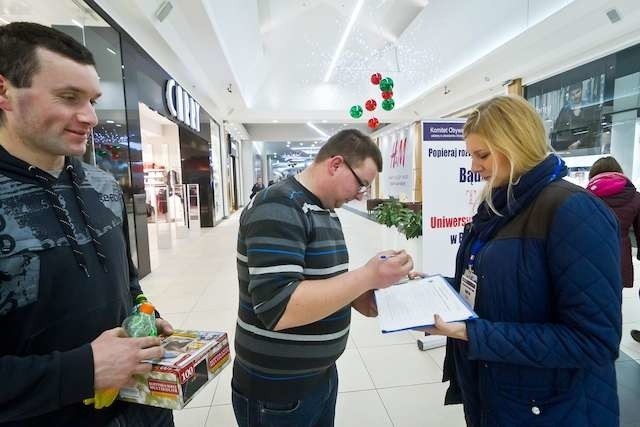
28, 0, 640, 141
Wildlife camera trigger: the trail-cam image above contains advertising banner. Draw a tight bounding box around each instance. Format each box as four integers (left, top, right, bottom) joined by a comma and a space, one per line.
421, 120, 483, 277
380, 125, 416, 200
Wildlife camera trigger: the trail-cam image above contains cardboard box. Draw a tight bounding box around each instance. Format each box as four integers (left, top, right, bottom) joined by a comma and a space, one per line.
119, 330, 230, 410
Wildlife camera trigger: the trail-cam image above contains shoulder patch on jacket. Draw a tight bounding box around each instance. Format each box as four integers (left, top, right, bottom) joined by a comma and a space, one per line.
496, 180, 589, 240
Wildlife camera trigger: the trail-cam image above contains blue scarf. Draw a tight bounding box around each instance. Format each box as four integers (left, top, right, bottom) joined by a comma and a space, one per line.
472, 154, 567, 243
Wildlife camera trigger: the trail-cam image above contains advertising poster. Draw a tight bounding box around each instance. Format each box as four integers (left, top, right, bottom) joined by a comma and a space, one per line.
380, 125, 416, 200
421, 120, 483, 277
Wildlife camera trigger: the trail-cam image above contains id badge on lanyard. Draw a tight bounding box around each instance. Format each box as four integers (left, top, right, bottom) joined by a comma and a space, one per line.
460, 239, 484, 309
460, 268, 478, 309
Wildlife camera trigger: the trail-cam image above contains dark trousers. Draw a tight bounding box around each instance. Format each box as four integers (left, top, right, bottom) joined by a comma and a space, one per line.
106, 403, 174, 427
232, 365, 339, 427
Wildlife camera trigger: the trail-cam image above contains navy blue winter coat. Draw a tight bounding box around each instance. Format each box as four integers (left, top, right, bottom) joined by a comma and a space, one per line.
443, 179, 622, 426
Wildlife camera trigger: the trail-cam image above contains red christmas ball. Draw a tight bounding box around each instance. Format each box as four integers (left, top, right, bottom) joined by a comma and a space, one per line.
382, 90, 393, 100
368, 117, 379, 129
371, 73, 382, 85
365, 99, 377, 111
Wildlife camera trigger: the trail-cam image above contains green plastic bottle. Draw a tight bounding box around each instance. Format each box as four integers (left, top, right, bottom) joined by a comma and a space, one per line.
123, 302, 157, 337
131, 294, 149, 315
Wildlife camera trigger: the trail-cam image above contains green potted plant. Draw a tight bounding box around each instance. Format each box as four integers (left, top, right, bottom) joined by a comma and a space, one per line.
373, 199, 404, 228
397, 208, 422, 240
373, 200, 422, 239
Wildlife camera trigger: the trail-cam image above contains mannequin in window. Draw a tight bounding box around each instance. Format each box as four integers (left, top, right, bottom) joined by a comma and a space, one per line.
167, 188, 185, 225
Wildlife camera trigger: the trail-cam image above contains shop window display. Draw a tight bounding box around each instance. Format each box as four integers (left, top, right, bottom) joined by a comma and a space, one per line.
528, 73, 609, 156
526, 43, 640, 187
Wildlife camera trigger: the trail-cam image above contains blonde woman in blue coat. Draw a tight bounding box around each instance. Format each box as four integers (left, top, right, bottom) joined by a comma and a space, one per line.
426, 95, 622, 426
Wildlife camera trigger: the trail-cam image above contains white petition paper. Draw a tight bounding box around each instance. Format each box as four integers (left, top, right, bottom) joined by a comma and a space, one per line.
374, 275, 477, 333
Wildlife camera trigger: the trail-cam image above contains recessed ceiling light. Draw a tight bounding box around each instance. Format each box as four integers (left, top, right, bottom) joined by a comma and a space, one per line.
343, 124, 348, 126
272, 119, 279, 123
106, 120, 115, 124
322, 120, 328, 123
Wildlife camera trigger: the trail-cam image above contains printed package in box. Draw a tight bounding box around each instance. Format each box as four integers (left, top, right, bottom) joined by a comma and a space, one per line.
119, 330, 230, 410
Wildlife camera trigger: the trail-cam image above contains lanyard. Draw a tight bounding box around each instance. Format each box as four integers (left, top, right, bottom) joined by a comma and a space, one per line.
467, 239, 486, 270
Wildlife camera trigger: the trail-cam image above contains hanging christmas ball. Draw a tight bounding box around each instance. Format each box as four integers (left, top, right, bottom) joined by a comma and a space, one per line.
368, 117, 379, 129
381, 90, 393, 100
379, 77, 394, 92
370, 73, 382, 85
349, 105, 363, 119
365, 99, 377, 111
382, 98, 395, 111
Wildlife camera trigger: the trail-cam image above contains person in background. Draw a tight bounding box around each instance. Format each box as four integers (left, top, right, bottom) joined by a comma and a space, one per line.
425, 95, 621, 426
233, 129, 413, 427
0, 22, 173, 426
588, 156, 640, 343
249, 176, 264, 199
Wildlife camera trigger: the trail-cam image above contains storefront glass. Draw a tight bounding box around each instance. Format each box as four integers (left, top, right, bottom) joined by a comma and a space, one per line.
210, 120, 224, 222
526, 43, 640, 186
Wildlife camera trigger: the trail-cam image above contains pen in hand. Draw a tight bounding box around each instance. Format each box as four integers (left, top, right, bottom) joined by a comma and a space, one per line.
379, 254, 396, 260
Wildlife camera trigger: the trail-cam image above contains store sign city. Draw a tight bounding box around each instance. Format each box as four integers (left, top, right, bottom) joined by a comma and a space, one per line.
165, 79, 201, 132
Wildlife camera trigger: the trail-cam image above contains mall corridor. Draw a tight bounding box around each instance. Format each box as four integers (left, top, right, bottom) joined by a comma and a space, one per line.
140, 204, 640, 427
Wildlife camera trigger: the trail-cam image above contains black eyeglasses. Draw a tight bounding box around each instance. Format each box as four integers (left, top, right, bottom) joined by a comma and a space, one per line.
342, 158, 370, 194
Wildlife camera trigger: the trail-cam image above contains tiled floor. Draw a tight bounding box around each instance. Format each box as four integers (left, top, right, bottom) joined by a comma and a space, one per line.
140, 203, 640, 426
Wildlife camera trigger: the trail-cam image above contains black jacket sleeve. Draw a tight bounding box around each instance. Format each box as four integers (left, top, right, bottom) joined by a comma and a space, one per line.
0, 344, 94, 422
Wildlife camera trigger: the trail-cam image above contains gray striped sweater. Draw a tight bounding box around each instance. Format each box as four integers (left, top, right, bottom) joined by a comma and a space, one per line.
233, 176, 350, 401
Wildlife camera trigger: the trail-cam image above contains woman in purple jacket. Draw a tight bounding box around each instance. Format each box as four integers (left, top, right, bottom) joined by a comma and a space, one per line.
588, 156, 640, 342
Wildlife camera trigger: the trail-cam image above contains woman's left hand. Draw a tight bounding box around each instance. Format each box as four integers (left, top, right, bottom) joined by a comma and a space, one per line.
424, 314, 468, 341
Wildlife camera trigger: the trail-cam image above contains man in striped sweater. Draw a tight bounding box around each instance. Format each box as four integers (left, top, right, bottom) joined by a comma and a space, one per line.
233, 129, 414, 427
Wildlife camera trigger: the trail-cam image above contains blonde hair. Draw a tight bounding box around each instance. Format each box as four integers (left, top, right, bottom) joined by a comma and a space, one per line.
463, 95, 550, 214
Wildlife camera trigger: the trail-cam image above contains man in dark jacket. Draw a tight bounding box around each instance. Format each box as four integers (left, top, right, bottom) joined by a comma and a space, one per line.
550, 82, 600, 151
249, 176, 264, 199
0, 22, 173, 426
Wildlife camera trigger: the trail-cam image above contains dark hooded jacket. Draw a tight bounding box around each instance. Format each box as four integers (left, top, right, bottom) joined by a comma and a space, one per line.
588, 172, 640, 287
0, 146, 146, 426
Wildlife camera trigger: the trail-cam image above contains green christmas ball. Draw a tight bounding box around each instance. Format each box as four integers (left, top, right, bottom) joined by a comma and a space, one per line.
382, 98, 395, 111
379, 77, 394, 92
349, 105, 363, 119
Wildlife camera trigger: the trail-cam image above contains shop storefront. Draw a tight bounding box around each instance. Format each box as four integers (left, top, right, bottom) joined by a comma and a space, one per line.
210, 121, 225, 223
226, 137, 241, 212
525, 42, 640, 187
1, 0, 225, 277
